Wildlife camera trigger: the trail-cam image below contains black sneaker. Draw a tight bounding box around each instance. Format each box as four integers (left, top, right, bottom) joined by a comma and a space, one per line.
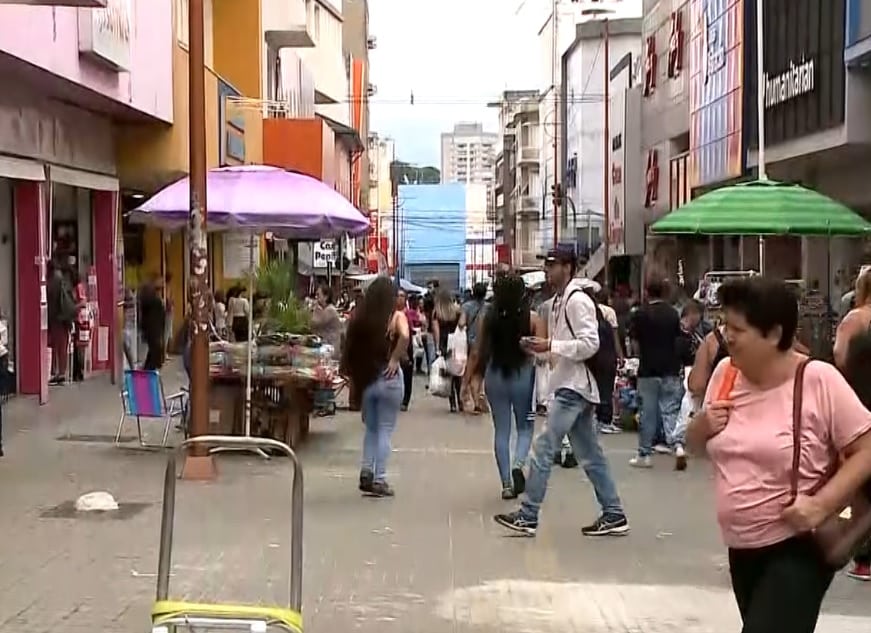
581, 513, 630, 537
562, 453, 578, 469
511, 467, 526, 495
501, 486, 517, 500
359, 469, 374, 493
493, 510, 538, 536
368, 481, 395, 497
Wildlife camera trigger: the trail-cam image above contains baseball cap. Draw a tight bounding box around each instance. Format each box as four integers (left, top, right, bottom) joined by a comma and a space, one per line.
540, 244, 578, 265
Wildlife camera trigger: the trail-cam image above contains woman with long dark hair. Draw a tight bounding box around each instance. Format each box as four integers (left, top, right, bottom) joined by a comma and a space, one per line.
477, 273, 544, 498
342, 277, 409, 497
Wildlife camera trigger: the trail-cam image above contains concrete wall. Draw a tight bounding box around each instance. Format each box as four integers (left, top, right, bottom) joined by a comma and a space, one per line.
0, 0, 173, 123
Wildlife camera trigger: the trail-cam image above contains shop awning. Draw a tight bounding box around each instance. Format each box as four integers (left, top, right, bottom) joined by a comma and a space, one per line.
0, 155, 44, 181
651, 179, 871, 237
316, 114, 364, 153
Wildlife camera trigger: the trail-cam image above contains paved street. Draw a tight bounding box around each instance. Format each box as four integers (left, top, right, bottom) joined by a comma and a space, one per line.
2, 370, 871, 632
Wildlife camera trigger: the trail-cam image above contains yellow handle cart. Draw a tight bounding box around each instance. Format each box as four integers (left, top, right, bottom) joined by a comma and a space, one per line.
151, 435, 304, 633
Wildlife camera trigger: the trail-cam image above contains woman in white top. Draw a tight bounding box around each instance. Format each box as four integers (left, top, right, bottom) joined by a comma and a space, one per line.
213, 289, 228, 338
227, 286, 251, 342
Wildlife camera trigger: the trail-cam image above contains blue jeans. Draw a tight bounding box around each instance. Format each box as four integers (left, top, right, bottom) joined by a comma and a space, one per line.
361, 370, 404, 483
521, 388, 624, 520
637, 375, 685, 456
484, 362, 535, 486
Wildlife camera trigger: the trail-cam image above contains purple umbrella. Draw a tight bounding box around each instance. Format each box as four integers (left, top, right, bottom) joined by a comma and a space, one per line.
129, 165, 370, 239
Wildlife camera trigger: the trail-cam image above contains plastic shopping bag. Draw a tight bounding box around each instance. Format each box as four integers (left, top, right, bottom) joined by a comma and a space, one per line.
675, 367, 699, 439
446, 328, 468, 377
429, 356, 451, 397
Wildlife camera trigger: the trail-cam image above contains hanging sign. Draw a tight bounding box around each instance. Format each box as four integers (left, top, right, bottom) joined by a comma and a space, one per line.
312, 239, 336, 268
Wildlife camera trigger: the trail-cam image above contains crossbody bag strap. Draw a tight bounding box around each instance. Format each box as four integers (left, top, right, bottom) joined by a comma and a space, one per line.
789, 358, 813, 502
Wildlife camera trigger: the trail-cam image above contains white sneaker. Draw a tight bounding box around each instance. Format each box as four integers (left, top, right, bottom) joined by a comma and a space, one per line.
654, 444, 671, 455
674, 445, 687, 471
629, 454, 652, 469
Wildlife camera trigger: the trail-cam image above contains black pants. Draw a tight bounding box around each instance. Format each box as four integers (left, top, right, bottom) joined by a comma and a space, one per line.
401, 361, 413, 407
143, 335, 165, 371
595, 365, 616, 424
72, 346, 85, 381
448, 376, 462, 411
728, 536, 834, 633
232, 316, 249, 342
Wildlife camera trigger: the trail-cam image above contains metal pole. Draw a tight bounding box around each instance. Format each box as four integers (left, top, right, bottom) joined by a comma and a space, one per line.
187, 0, 210, 450
602, 18, 611, 288
756, 0, 767, 274
551, 0, 560, 248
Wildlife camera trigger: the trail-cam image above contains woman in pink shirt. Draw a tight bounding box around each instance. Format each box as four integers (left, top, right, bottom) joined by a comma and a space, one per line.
688, 277, 871, 633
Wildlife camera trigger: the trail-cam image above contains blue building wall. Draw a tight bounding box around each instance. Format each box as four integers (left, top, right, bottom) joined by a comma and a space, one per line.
399, 183, 467, 290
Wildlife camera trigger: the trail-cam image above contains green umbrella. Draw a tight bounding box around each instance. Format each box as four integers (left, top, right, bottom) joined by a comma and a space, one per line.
651, 179, 871, 236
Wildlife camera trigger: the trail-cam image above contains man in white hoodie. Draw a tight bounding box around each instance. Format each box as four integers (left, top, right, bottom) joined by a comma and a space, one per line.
494, 246, 628, 536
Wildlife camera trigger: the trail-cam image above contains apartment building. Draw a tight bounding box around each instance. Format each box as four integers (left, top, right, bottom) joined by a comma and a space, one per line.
490, 91, 542, 269
440, 122, 498, 186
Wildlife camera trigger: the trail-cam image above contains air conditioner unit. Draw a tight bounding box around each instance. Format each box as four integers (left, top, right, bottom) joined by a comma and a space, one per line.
367, 83, 377, 97
367, 36, 377, 50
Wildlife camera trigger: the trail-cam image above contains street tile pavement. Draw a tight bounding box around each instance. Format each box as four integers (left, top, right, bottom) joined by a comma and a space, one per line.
1, 372, 870, 632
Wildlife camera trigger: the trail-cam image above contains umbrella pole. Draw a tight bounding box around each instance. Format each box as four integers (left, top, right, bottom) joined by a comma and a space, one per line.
758, 236, 765, 275
212, 232, 269, 460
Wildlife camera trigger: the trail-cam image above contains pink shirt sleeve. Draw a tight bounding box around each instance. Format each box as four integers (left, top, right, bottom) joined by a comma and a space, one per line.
814, 362, 871, 452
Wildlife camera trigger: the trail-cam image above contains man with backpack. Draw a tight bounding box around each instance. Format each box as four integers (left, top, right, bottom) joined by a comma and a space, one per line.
494, 246, 628, 537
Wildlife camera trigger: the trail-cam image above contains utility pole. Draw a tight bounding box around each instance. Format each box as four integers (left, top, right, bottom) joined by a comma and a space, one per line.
551, 0, 560, 248
602, 17, 610, 289
391, 145, 399, 279
182, 0, 214, 479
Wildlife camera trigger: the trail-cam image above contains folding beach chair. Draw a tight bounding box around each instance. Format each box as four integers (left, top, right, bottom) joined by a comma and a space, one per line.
116, 369, 188, 448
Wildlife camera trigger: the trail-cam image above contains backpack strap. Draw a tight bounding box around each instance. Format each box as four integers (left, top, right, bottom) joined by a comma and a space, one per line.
789, 358, 814, 501
562, 289, 585, 338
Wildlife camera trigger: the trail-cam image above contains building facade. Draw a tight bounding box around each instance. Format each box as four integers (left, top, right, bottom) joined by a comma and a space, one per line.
439, 123, 498, 187
0, 0, 174, 400
366, 133, 394, 271
399, 183, 468, 291
463, 183, 495, 287
490, 90, 542, 269
562, 17, 642, 280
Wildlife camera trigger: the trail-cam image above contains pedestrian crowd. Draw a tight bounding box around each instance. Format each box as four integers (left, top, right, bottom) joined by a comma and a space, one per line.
339, 248, 871, 633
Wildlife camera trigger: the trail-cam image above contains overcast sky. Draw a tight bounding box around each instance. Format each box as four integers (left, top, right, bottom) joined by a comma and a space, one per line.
368, 0, 545, 167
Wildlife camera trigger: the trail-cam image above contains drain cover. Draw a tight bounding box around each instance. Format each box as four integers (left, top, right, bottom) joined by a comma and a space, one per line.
56, 433, 136, 443
40, 501, 151, 520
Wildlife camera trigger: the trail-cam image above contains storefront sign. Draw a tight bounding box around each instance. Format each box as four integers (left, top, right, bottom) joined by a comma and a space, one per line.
313, 239, 336, 267
689, 0, 746, 188
764, 58, 815, 108
643, 35, 657, 96
757, 0, 844, 145
77, 0, 132, 71
610, 90, 627, 256
645, 149, 659, 208
668, 10, 685, 78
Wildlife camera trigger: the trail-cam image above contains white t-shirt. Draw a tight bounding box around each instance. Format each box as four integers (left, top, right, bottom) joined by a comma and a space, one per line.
228, 296, 250, 319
